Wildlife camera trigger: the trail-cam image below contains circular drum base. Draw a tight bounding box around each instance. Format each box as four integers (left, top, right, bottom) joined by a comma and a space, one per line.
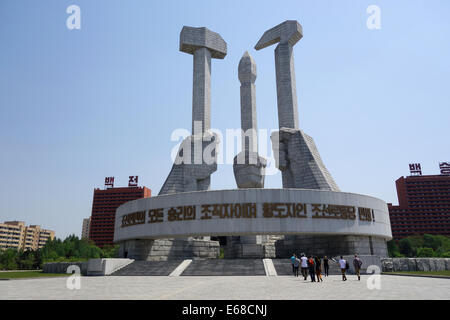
114, 188, 392, 259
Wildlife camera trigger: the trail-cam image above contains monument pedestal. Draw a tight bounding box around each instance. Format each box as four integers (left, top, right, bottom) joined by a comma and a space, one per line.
224, 236, 278, 259
119, 238, 220, 261
115, 189, 392, 260
274, 235, 388, 258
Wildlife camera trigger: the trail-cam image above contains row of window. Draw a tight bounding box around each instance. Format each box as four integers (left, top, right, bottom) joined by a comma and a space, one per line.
94, 192, 144, 196
391, 210, 450, 214
90, 221, 114, 225
0, 231, 21, 235
391, 217, 449, 221
394, 229, 449, 232
406, 181, 450, 184
0, 235, 22, 240
407, 197, 450, 200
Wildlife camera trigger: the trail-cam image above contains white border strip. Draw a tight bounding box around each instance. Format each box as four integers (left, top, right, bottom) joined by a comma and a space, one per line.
263, 259, 277, 276
169, 259, 193, 277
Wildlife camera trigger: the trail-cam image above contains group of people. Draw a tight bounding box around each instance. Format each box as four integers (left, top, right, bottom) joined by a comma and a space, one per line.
290, 253, 363, 282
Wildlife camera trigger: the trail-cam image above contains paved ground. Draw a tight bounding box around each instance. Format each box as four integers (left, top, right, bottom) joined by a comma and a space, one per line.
1, 275, 449, 300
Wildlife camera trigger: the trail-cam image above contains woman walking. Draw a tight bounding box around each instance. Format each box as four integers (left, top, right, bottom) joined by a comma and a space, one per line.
307, 256, 316, 282
314, 256, 323, 282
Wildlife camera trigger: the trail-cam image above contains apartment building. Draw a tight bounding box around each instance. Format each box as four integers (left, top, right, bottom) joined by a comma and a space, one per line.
81, 218, 90, 240
0, 221, 55, 251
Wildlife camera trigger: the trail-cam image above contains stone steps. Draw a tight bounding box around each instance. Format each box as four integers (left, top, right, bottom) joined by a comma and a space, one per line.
181, 259, 266, 276
110, 258, 356, 276
110, 260, 183, 276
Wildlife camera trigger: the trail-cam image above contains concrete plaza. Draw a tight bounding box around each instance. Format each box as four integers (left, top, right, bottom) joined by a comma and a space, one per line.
1, 275, 449, 300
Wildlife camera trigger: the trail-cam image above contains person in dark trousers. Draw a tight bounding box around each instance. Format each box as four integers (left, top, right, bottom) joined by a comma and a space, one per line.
293, 255, 300, 277
353, 254, 363, 281
290, 253, 297, 276
323, 256, 329, 277
307, 256, 316, 282
314, 256, 323, 282
300, 253, 308, 280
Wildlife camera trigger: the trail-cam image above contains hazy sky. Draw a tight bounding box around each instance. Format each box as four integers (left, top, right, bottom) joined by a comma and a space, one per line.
1, 0, 449, 239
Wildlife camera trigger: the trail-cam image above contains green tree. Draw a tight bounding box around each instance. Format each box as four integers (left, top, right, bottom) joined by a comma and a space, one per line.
1, 235, 122, 270
399, 238, 414, 257
18, 251, 35, 270
423, 234, 441, 250
33, 249, 43, 269
387, 240, 403, 257
416, 247, 435, 257
408, 235, 424, 249
101, 245, 119, 258
0, 249, 19, 270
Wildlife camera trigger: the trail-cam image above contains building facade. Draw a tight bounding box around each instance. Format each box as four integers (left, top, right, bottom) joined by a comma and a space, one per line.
89, 186, 151, 247
388, 175, 450, 239
0, 221, 55, 251
81, 218, 90, 240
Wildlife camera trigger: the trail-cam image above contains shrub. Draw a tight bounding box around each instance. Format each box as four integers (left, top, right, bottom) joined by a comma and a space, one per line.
399, 238, 414, 257
416, 247, 435, 258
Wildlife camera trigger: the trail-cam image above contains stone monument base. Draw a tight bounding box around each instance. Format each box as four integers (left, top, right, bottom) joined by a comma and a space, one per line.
224, 235, 282, 259
118, 238, 220, 261
274, 235, 388, 258
114, 188, 392, 260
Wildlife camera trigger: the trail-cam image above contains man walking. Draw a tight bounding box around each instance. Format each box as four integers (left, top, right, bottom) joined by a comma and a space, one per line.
293, 255, 300, 277
300, 253, 308, 280
338, 256, 347, 281
290, 253, 297, 276
323, 256, 329, 277
307, 256, 316, 282
353, 254, 363, 281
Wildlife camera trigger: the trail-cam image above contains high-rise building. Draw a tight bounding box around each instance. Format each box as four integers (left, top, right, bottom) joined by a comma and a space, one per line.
81, 218, 90, 240
0, 221, 55, 251
388, 173, 450, 239
89, 186, 151, 247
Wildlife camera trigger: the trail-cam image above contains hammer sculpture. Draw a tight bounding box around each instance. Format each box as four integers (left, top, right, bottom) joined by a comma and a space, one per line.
159, 27, 227, 195
255, 20, 340, 191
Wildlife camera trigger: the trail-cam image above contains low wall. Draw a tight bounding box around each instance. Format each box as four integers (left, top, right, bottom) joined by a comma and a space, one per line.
43, 262, 87, 275
87, 258, 134, 276
381, 258, 450, 272
43, 259, 134, 276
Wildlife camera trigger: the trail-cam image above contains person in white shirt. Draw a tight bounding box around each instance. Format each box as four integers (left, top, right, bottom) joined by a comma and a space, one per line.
338, 256, 347, 281
300, 254, 308, 280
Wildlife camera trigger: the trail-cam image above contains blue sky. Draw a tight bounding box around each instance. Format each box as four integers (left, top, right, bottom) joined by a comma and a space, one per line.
0, 0, 449, 239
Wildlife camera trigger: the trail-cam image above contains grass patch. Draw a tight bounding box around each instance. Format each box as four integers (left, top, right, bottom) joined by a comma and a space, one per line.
0, 271, 71, 279
384, 270, 450, 277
